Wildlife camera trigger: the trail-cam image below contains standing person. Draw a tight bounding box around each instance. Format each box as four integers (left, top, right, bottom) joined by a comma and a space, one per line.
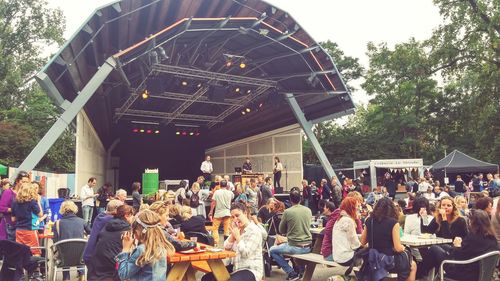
246, 179, 260, 214
242, 158, 253, 174
269, 187, 312, 281
454, 175, 465, 194
91, 205, 134, 280
318, 179, 331, 202
224, 175, 235, 191
273, 157, 283, 193
301, 180, 311, 208
330, 176, 342, 208
131, 182, 143, 213
32, 181, 49, 229
260, 177, 273, 208
360, 197, 417, 281
385, 175, 396, 199
81, 177, 97, 228
188, 182, 203, 217
12, 183, 43, 255
54, 200, 87, 281
117, 210, 176, 281
209, 180, 234, 246
83, 199, 123, 277
96, 183, 113, 214
200, 155, 213, 182
0, 171, 30, 240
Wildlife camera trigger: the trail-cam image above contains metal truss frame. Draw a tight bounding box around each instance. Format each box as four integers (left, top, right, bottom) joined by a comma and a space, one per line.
116, 109, 223, 124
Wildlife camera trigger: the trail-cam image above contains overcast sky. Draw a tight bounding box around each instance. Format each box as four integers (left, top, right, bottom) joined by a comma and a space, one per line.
46, 0, 443, 104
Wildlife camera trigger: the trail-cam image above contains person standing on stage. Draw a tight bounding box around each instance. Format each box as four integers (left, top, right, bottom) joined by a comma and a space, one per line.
242, 157, 253, 174
273, 156, 283, 192
200, 155, 213, 182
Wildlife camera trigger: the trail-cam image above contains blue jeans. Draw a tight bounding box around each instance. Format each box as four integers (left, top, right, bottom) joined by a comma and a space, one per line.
269, 242, 311, 274
97, 207, 106, 215
6, 223, 16, 241
82, 205, 93, 227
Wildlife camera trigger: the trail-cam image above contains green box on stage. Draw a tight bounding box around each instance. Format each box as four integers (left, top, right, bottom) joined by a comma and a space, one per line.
142, 168, 159, 195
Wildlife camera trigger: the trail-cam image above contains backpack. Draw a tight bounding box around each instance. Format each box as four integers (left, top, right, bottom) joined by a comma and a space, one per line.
189, 192, 200, 208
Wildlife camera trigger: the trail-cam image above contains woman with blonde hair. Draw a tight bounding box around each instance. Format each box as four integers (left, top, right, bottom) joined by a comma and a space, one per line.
421, 196, 467, 239
12, 183, 43, 255
55, 200, 86, 281
117, 210, 175, 281
179, 205, 209, 236
188, 182, 205, 217
454, 195, 468, 216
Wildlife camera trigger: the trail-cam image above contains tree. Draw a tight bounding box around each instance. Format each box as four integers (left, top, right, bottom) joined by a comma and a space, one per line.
0, 0, 74, 172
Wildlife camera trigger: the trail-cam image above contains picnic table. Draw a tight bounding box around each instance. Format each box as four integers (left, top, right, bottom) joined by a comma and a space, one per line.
400, 234, 452, 248
167, 244, 236, 281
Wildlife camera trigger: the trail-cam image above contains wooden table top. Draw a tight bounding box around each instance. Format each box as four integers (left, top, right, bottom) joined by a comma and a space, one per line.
310, 227, 324, 235
168, 247, 236, 263
400, 234, 452, 247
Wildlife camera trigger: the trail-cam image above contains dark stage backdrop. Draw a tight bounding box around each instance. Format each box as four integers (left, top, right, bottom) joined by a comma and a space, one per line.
116, 132, 206, 192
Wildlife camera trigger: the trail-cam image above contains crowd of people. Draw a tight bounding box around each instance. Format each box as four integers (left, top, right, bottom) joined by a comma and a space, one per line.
1, 170, 499, 281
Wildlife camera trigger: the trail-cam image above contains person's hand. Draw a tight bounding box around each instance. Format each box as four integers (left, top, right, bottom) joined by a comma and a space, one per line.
121, 231, 134, 252
230, 224, 240, 242
419, 207, 427, 217
438, 208, 447, 220
453, 237, 462, 247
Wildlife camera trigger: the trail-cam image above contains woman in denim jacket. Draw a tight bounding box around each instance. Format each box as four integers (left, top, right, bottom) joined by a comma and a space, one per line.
116, 210, 175, 281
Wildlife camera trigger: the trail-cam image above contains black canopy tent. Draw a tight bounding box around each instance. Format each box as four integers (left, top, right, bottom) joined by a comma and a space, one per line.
430, 150, 499, 177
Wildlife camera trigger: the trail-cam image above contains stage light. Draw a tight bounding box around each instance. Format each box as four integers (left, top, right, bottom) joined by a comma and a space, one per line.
181, 81, 188, 86
140, 129, 145, 133
239, 62, 246, 69
197, 83, 202, 88
176, 131, 180, 135
241, 111, 246, 115
155, 130, 160, 134
146, 130, 152, 134
195, 132, 200, 136
246, 107, 251, 113
141, 90, 149, 99
246, 89, 251, 94
181, 131, 187, 136
189, 132, 194, 136
132, 128, 139, 133
225, 61, 232, 67
235, 87, 240, 93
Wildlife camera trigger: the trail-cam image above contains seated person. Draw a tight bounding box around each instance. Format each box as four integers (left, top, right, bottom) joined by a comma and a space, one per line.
242, 158, 253, 174
168, 204, 183, 226
54, 200, 87, 281
179, 205, 208, 234
90, 205, 134, 281
320, 201, 337, 260
428, 210, 498, 280
257, 198, 276, 224
331, 197, 361, 265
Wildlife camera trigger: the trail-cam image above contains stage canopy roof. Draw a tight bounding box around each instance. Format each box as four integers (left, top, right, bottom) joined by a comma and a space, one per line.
40, 0, 355, 148
430, 150, 499, 174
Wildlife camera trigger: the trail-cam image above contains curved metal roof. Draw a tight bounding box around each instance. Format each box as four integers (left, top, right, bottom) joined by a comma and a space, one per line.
40, 0, 355, 147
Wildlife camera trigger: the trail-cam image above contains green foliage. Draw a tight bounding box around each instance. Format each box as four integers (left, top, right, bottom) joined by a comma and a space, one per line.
303, 0, 499, 167
0, 0, 73, 172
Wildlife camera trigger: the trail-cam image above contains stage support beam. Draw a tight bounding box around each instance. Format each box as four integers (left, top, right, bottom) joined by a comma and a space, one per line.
286, 93, 339, 185
13, 57, 116, 178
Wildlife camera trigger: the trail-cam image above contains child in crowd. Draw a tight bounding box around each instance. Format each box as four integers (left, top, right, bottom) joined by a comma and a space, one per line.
12, 183, 43, 255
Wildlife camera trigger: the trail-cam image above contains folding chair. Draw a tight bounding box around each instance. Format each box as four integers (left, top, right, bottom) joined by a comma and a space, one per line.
438, 250, 500, 281
50, 238, 87, 281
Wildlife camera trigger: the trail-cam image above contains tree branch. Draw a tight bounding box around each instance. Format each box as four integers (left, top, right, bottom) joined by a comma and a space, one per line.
467, 0, 500, 36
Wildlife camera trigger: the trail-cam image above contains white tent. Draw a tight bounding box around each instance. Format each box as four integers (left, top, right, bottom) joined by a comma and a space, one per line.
353, 159, 424, 189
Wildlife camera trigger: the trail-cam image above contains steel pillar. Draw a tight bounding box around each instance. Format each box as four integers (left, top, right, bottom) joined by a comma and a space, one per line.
286, 93, 339, 185
13, 57, 116, 178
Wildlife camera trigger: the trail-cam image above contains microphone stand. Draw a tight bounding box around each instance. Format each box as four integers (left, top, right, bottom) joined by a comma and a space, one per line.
285, 165, 288, 191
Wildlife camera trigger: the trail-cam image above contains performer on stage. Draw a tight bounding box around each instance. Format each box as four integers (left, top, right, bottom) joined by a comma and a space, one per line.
200, 155, 213, 181
273, 156, 283, 192
242, 157, 253, 174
